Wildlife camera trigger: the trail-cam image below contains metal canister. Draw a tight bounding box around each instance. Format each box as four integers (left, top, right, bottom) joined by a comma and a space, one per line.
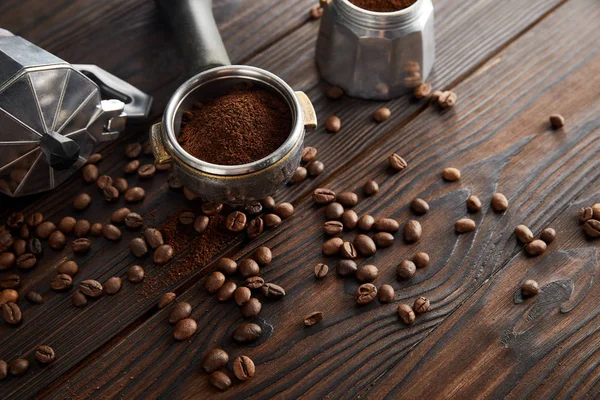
316, 0, 435, 100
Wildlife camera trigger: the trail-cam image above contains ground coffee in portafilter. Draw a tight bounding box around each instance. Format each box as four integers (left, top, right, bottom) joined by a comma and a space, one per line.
350, 0, 417, 12
178, 88, 292, 166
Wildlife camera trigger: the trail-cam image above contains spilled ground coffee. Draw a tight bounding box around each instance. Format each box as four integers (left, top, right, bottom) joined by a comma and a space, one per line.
349, 0, 417, 12
178, 89, 292, 166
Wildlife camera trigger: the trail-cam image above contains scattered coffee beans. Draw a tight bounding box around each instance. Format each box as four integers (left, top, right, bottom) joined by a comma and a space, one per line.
337, 260, 358, 277
80, 279, 103, 298
173, 318, 197, 340
397, 260, 416, 280
373, 218, 399, 233
113, 178, 128, 194
35, 345, 56, 364
354, 234, 376, 256
124, 187, 145, 203
357, 215, 375, 231
540, 228, 556, 244
74, 220, 91, 238
154, 244, 174, 264
245, 276, 265, 290
194, 216, 210, 234
337, 192, 358, 208
261, 283, 286, 299
234, 287, 252, 306
16, 253, 36, 269
373, 107, 391, 122
241, 298, 262, 318
310, 5, 324, 19
290, 166, 308, 184
1, 302, 21, 324
414, 82, 432, 99
124, 213, 144, 230
397, 303, 415, 324
125, 143, 142, 158
127, 265, 145, 283
356, 264, 378, 282
247, 217, 264, 239
341, 210, 358, 230
549, 114, 565, 129
216, 258, 237, 275
326, 202, 344, 220
202, 349, 229, 373
373, 232, 394, 247
274, 203, 294, 221
326, 86, 344, 99
514, 225, 534, 244
592, 204, 600, 219
90, 223, 103, 237
58, 216, 77, 234
73, 193, 91, 210
169, 302, 193, 324
232, 355, 255, 381
340, 241, 357, 259
102, 224, 122, 241
255, 247, 273, 265
26, 291, 43, 304
48, 231, 66, 250
239, 259, 260, 277
325, 115, 341, 133
306, 160, 325, 176
442, 167, 461, 181
103, 185, 119, 202
521, 279, 540, 297
525, 239, 547, 256
110, 208, 131, 225
303, 311, 323, 326
202, 202, 224, 216
35, 221, 56, 239
323, 221, 344, 236
314, 263, 329, 279
13, 240, 26, 256
302, 147, 318, 163
26, 212, 43, 227
378, 284, 395, 303
414, 296, 430, 313
158, 292, 176, 309
137, 164, 156, 179
96, 175, 113, 190
209, 371, 232, 391
9, 359, 29, 377
410, 198, 429, 214
403, 220, 422, 243
0, 360, 6, 380
578, 207, 593, 222
363, 180, 379, 196
313, 188, 336, 204
437, 91, 457, 108
216, 282, 237, 302
72, 291, 87, 307
144, 228, 164, 249
491, 193, 509, 212
104, 277, 122, 295
130, 238, 148, 258
0, 252, 15, 270
0, 289, 18, 305
355, 283, 377, 305
413, 252, 430, 269
51, 274, 72, 291
466, 195, 482, 213
455, 218, 476, 233
124, 160, 140, 174
58, 260, 79, 276
205, 271, 226, 293
225, 211, 247, 233
583, 220, 600, 238
0, 274, 20, 290
323, 237, 344, 255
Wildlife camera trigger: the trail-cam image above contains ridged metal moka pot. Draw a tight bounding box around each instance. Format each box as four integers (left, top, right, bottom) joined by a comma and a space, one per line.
316, 0, 435, 100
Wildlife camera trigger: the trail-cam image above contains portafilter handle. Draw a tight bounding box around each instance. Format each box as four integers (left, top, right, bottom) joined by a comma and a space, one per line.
156, 0, 231, 75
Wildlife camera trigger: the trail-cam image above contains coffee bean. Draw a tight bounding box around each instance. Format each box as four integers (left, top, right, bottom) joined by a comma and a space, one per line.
290, 166, 307, 184
592, 204, 600, 219
326, 86, 344, 99
127, 265, 145, 283
245, 276, 265, 290
261, 283, 285, 299
323, 237, 344, 256
355, 283, 377, 305
81, 164, 99, 184
103, 185, 119, 202
202, 349, 229, 373
414, 82, 432, 99
1, 302, 21, 324
356, 264, 378, 282
233, 323, 263, 343
335, 260, 357, 277
303, 311, 323, 327
239, 259, 260, 277
243, 201, 262, 216
183, 187, 199, 201
13, 239, 26, 256
583, 219, 600, 238
310, 4, 324, 18
373, 107, 391, 122
491, 193, 509, 212
16, 253, 36, 269
110, 208, 131, 225
90, 223, 103, 237
306, 160, 325, 177
233, 287, 251, 307
549, 114, 565, 129
323, 221, 344, 236
102, 224, 121, 241
241, 298, 262, 318
7, 212, 24, 229
388, 154, 408, 172
579, 207, 593, 222
313, 188, 336, 204
124, 160, 140, 174
0, 233, 13, 253
138, 164, 156, 179
26, 291, 43, 304
247, 217, 264, 239
413, 252, 430, 269
414, 296, 430, 313
324, 203, 343, 221
397, 304, 415, 324
18, 224, 29, 239
521, 279, 540, 297
354, 234, 376, 257
58, 216, 76, 234
0, 252, 15, 270
438, 91, 457, 108
173, 318, 197, 341
455, 218, 476, 233
325, 115, 341, 133
514, 225, 534, 244
27, 237, 43, 256
340, 241, 357, 259
125, 187, 145, 203
142, 142, 153, 155
357, 215, 374, 231
373, 232, 394, 248
9, 359, 29, 376
169, 301, 192, 324
216, 281, 237, 302
0, 289, 18, 304
25, 212, 43, 227
363, 180, 379, 196
339, 210, 357, 230
314, 263, 329, 279
225, 211, 247, 233
72, 291, 88, 307
113, 178, 128, 194
124, 213, 143, 230
104, 277, 122, 295
403, 220, 422, 243
178, 211, 195, 225
96, 175, 113, 191
232, 355, 255, 381
0, 274, 20, 289
216, 258, 237, 275
540, 228, 556, 244
467, 195, 482, 213
397, 260, 416, 279
378, 284, 395, 303
301, 147, 318, 163
0, 360, 6, 380
336, 193, 357, 209
154, 244, 174, 264
274, 203, 294, 219
80, 279, 103, 298
193, 215, 209, 234
264, 214, 282, 228
35, 221, 56, 239
125, 142, 142, 158
48, 230, 66, 250
260, 196, 275, 210
373, 218, 399, 233
158, 292, 176, 309
164, 174, 181, 191
35, 345, 56, 364
442, 167, 461, 181
255, 247, 272, 265
130, 238, 148, 258
410, 198, 429, 215
73, 193, 92, 210
209, 370, 232, 391
51, 274, 72, 291
525, 239, 547, 256
205, 271, 225, 293
144, 228, 164, 249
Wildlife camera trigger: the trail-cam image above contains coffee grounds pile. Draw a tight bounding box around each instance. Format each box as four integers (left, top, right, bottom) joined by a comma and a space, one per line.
178, 89, 292, 166
349, 0, 417, 12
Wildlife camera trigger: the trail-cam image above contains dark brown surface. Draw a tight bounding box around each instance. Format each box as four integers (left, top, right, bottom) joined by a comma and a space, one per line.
0, 0, 598, 398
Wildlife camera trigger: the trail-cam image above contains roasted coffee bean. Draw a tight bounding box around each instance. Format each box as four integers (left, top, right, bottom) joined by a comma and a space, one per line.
583, 219, 600, 238
183, 187, 199, 201
245, 276, 265, 290
525, 239, 547, 256
72, 290, 88, 307
35, 345, 56, 364
325, 202, 344, 220
35, 221, 56, 239
250, 248, 271, 267
178, 211, 195, 225
169, 301, 192, 324
90, 223, 103, 237
313, 188, 336, 204
234, 287, 252, 306
124, 159, 140, 174
314, 263, 329, 279
261, 283, 286, 299
397, 304, 415, 324
16, 253, 36, 269
167, 173, 182, 190
73, 193, 92, 210
124, 213, 143, 230
414, 296, 430, 313
158, 292, 176, 309
337, 192, 358, 208
549, 114, 565, 129
142, 142, 153, 155
80, 279, 103, 298
51, 274, 72, 291
225, 211, 247, 233
323, 221, 344, 236
455, 218, 476, 233
154, 245, 174, 264
325, 115, 341, 133
341, 210, 358, 230
514, 225, 534, 244
0, 289, 18, 304
264, 213, 281, 228
521, 279, 540, 297
113, 178, 128, 194
354, 234, 376, 257
202, 349, 229, 373
110, 208, 131, 225
373, 232, 394, 248
1, 302, 21, 324
130, 238, 148, 258
467, 195, 482, 213
102, 224, 121, 241
373, 218, 399, 233
138, 164, 156, 179
302, 147, 318, 163
96, 175, 113, 190
540, 228, 556, 244
410, 198, 429, 215
413, 252, 430, 269
26, 212, 44, 227
239, 259, 260, 277
71, 238, 91, 253
58, 216, 76, 234
9, 359, 29, 376
193, 215, 210, 234
403, 220, 422, 243
310, 4, 324, 18
173, 318, 197, 340
209, 371, 232, 391
144, 228, 164, 249
357, 215, 375, 232
579, 207, 594, 223
104, 277, 122, 295
13, 239, 26, 256
326, 86, 344, 99
0, 360, 7, 380
7, 212, 24, 229
125, 142, 142, 158
340, 241, 357, 259
0, 233, 13, 253
356, 264, 378, 282
26, 291, 43, 304
303, 311, 323, 327
337, 259, 358, 277
373, 107, 391, 122
48, 230, 66, 250
155, 162, 172, 171
388, 154, 408, 171
216, 258, 237, 275
205, 271, 226, 293
397, 260, 416, 280
261, 196, 276, 210
306, 160, 325, 176
127, 265, 145, 283
232, 355, 255, 381
414, 82, 432, 99
322, 237, 344, 256
363, 180, 379, 196
201, 202, 223, 216
103, 185, 119, 202
290, 166, 307, 184
124, 187, 145, 203
247, 217, 264, 239
243, 201, 262, 216
491, 193, 509, 212
27, 237, 43, 256
592, 204, 600, 219
378, 284, 395, 303
216, 282, 237, 302
438, 91, 457, 108
58, 260, 79, 276
274, 203, 294, 219
355, 283, 377, 305
442, 167, 461, 181
241, 298, 262, 318
18, 224, 29, 239
0, 274, 20, 289
0, 252, 15, 270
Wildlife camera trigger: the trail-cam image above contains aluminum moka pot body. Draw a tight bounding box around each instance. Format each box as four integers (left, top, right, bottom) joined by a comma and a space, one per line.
316, 0, 435, 100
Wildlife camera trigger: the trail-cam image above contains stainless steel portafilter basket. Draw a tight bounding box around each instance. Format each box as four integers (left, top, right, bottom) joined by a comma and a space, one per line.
151, 0, 317, 205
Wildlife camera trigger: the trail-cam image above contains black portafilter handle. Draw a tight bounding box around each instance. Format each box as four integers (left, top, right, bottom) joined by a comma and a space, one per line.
156, 0, 231, 76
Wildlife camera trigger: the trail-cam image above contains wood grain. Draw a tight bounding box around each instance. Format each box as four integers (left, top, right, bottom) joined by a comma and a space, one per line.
42, 0, 600, 398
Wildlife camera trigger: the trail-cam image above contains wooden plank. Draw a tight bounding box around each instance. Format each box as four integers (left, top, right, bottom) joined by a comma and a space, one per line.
43, 0, 600, 397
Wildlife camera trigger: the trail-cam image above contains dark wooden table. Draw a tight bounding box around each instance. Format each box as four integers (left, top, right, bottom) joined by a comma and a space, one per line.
1, 0, 599, 398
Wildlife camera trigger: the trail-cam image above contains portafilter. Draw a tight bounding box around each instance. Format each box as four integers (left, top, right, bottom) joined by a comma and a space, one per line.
151, 0, 317, 205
